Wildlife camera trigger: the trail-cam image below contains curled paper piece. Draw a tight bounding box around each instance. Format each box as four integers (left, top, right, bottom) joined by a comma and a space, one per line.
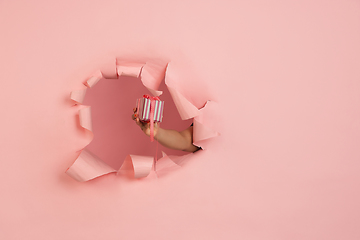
84, 70, 103, 88
162, 152, 194, 167
166, 85, 199, 120
155, 152, 181, 177
116, 61, 144, 78
66, 149, 117, 182
141, 60, 168, 96
165, 65, 199, 120
193, 119, 220, 149
66, 152, 155, 181
70, 89, 87, 104
194, 119, 219, 140
66, 59, 219, 182
118, 155, 154, 179
79, 106, 93, 132
193, 101, 220, 149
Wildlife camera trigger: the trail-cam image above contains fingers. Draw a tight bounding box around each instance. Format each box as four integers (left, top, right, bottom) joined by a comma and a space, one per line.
131, 107, 141, 125
135, 118, 147, 131
131, 106, 159, 136
132, 107, 138, 120
131, 113, 138, 121
137, 120, 149, 134
140, 122, 148, 131
132, 107, 149, 134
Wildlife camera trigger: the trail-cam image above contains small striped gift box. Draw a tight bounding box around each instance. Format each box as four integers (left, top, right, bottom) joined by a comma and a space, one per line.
136, 95, 164, 122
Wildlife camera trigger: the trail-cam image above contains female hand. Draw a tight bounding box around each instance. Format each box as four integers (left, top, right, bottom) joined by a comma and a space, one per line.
132, 107, 159, 137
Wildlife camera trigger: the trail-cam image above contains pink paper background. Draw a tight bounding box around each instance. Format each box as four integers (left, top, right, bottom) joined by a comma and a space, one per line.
1, 0, 360, 239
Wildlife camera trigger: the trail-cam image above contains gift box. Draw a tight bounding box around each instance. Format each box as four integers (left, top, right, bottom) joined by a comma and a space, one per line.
136, 95, 164, 122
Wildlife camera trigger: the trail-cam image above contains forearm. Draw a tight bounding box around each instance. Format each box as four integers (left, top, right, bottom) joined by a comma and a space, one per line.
155, 127, 199, 152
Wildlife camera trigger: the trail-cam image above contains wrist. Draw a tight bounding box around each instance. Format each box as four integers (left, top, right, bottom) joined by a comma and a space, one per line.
154, 127, 163, 140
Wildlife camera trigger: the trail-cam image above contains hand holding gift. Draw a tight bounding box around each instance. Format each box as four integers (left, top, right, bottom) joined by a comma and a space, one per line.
132, 107, 160, 137
132, 95, 201, 153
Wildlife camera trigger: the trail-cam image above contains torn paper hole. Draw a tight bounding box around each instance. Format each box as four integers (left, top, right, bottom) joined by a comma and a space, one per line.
66, 59, 219, 182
